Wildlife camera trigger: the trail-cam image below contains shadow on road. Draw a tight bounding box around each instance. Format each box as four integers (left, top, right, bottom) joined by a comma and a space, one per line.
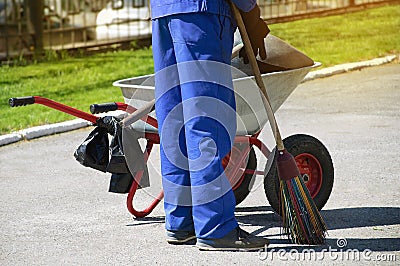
126, 216, 165, 227
123, 206, 399, 251
321, 207, 400, 230
235, 206, 400, 252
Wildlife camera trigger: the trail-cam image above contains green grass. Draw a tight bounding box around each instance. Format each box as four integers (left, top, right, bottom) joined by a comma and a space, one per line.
1, 48, 154, 134
269, 4, 399, 66
1, 4, 399, 134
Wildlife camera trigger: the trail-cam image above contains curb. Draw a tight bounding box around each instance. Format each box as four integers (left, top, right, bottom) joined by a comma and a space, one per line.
303, 54, 397, 82
0, 55, 397, 147
0, 120, 91, 146
0, 110, 125, 147
20, 119, 92, 140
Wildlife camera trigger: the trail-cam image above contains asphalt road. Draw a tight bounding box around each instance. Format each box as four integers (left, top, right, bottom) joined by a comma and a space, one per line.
1, 63, 399, 265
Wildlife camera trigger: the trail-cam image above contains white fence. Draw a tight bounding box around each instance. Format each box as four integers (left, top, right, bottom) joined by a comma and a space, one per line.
0, 0, 394, 60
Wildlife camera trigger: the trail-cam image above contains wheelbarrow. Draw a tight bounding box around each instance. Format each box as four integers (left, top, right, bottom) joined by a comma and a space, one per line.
8, 34, 334, 218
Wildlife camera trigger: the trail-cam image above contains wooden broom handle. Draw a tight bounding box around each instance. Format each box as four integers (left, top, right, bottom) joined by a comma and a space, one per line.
230, 2, 285, 150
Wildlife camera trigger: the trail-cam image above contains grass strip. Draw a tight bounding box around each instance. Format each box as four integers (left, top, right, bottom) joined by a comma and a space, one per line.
1, 4, 399, 134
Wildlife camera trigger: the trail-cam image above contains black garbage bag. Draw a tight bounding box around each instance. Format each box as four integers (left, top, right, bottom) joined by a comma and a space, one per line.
75, 116, 150, 193
74, 127, 109, 172
109, 172, 133, 194
121, 126, 150, 189
109, 170, 150, 193
95, 116, 129, 174
105, 118, 130, 174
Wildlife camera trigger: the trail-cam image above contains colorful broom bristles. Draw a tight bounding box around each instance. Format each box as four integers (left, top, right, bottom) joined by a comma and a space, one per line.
277, 149, 327, 245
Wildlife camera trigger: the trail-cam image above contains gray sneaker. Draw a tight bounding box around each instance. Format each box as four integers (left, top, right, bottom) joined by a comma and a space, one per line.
196, 227, 269, 251
166, 230, 196, 244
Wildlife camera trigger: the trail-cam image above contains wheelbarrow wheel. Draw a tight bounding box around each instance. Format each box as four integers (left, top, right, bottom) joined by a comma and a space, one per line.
264, 134, 334, 214
230, 148, 257, 205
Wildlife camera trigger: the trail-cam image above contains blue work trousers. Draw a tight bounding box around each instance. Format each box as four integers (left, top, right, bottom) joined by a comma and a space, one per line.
152, 13, 238, 239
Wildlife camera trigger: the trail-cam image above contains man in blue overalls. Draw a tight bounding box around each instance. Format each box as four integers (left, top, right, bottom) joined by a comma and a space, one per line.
151, 0, 269, 251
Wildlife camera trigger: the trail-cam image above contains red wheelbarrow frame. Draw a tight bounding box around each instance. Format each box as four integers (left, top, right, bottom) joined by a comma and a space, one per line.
9, 96, 274, 218
9, 96, 321, 218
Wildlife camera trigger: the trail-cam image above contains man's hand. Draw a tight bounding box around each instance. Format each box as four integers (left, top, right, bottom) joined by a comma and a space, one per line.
239, 4, 270, 63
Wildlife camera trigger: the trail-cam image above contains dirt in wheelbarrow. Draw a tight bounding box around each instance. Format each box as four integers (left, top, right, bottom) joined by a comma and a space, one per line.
0, 63, 399, 265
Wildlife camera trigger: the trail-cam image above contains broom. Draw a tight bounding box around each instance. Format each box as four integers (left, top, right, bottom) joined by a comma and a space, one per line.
230, 2, 327, 245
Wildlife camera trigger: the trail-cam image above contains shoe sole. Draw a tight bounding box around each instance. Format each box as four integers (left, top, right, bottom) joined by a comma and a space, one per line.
167, 235, 197, 245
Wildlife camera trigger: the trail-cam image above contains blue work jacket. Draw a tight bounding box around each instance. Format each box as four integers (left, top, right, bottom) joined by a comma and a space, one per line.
150, 0, 257, 19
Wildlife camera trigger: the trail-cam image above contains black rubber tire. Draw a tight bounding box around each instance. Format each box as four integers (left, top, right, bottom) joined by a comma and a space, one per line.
233, 148, 257, 205
264, 134, 334, 214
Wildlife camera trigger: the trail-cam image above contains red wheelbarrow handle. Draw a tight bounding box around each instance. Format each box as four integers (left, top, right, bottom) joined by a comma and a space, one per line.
9, 96, 135, 125
9, 96, 99, 124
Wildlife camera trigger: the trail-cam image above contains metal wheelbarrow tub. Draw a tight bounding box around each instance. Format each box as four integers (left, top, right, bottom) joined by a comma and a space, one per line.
113, 63, 319, 136
114, 34, 319, 135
